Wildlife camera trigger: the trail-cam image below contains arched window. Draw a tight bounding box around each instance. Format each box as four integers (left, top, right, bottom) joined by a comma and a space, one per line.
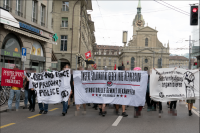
131, 57, 135, 70
145, 38, 148, 46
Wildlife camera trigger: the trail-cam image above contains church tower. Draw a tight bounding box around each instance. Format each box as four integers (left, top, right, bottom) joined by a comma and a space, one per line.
132, 0, 145, 36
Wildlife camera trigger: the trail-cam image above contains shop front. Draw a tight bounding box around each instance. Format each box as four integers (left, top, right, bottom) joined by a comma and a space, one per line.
29, 41, 46, 73
0, 33, 22, 77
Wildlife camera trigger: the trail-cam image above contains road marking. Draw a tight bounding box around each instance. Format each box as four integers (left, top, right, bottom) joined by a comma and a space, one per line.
112, 116, 123, 126
185, 103, 197, 109
49, 108, 59, 111
185, 105, 199, 117
28, 114, 41, 119
0, 123, 15, 129
192, 106, 197, 109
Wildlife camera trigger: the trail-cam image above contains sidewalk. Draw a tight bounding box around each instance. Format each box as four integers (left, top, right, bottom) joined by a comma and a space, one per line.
0, 101, 25, 113
0, 100, 38, 113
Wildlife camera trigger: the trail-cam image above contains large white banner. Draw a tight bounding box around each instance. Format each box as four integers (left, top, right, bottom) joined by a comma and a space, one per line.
74, 70, 148, 106
27, 70, 71, 104
150, 68, 199, 102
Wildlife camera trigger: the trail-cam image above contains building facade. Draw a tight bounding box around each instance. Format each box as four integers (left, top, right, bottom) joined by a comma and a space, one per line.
0, 0, 55, 76
169, 56, 189, 69
94, 0, 170, 71
119, 0, 170, 71
94, 45, 122, 70
52, 0, 95, 70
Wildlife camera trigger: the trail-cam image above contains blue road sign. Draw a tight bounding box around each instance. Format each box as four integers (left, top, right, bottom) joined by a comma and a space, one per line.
22, 47, 26, 56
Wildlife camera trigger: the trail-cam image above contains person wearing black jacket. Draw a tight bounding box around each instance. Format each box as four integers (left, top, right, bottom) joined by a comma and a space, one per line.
23, 77, 29, 109
28, 68, 37, 112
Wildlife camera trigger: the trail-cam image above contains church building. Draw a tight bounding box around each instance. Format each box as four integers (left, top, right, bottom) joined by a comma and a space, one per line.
119, 0, 170, 71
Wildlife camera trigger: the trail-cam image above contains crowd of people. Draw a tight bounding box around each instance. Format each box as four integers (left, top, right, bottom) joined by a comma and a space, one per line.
6, 64, 196, 118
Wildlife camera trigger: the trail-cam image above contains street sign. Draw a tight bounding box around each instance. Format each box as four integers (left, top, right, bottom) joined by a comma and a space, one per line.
21, 47, 26, 62
22, 47, 26, 56
21, 56, 26, 62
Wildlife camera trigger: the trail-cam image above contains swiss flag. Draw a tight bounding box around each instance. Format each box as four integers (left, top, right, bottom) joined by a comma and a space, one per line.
85, 51, 91, 59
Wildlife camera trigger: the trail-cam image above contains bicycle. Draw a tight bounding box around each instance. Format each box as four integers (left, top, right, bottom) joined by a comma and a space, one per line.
0, 85, 7, 106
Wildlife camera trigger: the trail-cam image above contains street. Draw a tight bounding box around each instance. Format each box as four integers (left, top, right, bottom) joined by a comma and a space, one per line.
0, 100, 199, 133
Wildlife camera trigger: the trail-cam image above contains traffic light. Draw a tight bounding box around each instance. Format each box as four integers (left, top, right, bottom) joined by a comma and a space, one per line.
190, 6, 198, 25
78, 56, 81, 64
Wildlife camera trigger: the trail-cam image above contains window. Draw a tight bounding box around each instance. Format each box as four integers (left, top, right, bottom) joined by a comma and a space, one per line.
62, 2, 69, 11
109, 58, 111, 65
145, 38, 148, 46
131, 57, 135, 70
32, 0, 37, 23
114, 59, 116, 64
103, 57, 106, 66
60, 36, 67, 51
62, 18, 68, 27
3, 0, 11, 12
16, 0, 23, 17
41, 5, 45, 26
51, 19, 53, 28
145, 59, 148, 63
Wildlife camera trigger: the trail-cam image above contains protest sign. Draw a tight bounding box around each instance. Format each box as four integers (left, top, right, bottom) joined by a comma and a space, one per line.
73, 70, 148, 106
150, 68, 199, 102
27, 70, 71, 104
1, 68, 24, 88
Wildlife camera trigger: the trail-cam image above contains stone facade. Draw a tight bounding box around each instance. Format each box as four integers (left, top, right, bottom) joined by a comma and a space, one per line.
169, 56, 189, 69
52, 0, 95, 70
94, 45, 122, 70
0, 0, 54, 74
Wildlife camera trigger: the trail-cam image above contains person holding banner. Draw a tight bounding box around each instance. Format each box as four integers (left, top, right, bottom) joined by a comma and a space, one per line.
115, 66, 128, 117
38, 69, 49, 114
7, 66, 21, 111
75, 67, 87, 116
28, 68, 37, 112
61, 63, 71, 116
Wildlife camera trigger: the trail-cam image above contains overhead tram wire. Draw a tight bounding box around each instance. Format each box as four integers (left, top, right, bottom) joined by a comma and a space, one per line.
160, 0, 189, 15
154, 0, 190, 16
96, 0, 112, 45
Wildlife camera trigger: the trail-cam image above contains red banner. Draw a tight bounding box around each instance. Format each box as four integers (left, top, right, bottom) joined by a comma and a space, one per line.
1, 68, 24, 88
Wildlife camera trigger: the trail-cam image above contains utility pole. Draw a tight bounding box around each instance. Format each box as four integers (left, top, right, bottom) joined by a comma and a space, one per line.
142, 57, 143, 70
189, 35, 191, 69
153, 51, 155, 68
161, 48, 163, 68
185, 36, 196, 70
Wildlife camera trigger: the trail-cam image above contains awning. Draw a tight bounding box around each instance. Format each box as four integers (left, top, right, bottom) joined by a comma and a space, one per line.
0, 8, 19, 28
4, 25, 57, 45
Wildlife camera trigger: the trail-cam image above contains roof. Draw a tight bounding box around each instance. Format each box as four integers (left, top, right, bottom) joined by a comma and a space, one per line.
96, 45, 122, 50
169, 56, 189, 61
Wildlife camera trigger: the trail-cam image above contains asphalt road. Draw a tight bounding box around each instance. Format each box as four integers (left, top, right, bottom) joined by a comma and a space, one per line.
0, 101, 199, 133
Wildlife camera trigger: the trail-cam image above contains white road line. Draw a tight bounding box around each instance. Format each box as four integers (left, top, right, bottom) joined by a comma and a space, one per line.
185, 105, 199, 117
112, 116, 123, 126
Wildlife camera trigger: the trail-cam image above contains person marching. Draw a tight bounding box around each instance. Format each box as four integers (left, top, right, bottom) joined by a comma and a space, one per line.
61, 63, 71, 116
38, 69, 49, 114
75, 66, 87, 116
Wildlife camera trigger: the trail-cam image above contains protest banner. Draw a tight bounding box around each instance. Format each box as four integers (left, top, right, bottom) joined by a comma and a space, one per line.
73, 70, 148, 106
150, 68, 199, 102
1, 68, 24, 88
27, 69, 71, 104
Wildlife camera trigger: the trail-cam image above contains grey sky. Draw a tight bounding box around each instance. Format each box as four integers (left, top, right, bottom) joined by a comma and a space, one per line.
89, 0, 199, 54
